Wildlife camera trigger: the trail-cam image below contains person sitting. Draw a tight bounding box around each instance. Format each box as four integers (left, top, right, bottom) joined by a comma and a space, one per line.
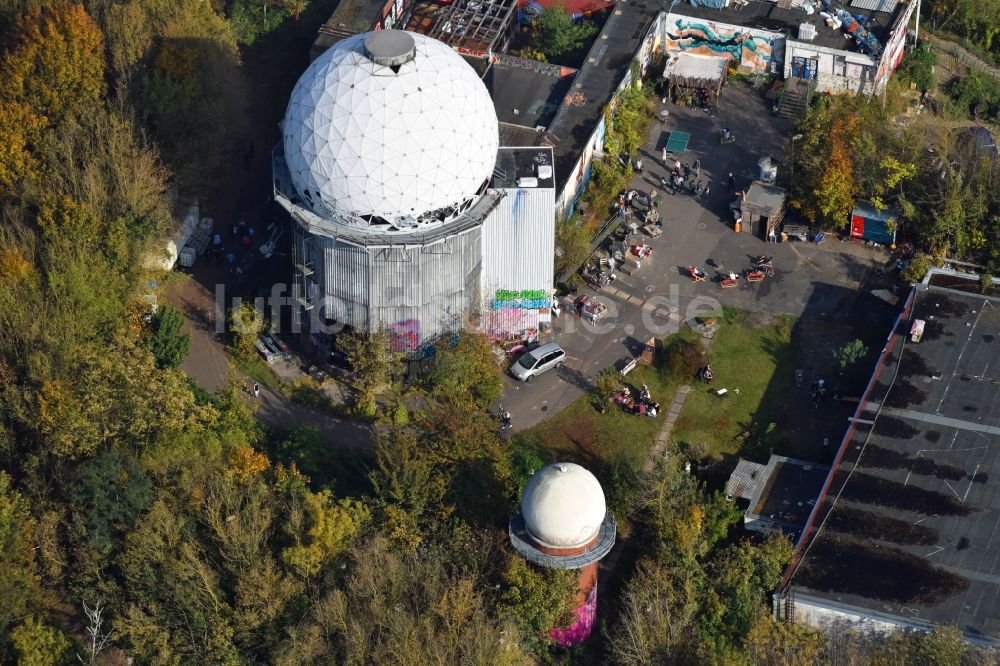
727, 271, 738, 281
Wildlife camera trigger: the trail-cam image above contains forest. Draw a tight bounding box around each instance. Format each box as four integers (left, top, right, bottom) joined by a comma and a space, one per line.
0, 1, 998, 664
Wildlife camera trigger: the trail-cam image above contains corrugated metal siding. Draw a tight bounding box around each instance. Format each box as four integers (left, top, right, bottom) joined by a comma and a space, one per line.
480, 185, 556, 337
315, 228, 482, 348
317, 236, 370, 328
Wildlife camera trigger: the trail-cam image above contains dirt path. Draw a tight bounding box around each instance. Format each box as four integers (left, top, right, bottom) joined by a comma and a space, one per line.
928, 34, 1000, 82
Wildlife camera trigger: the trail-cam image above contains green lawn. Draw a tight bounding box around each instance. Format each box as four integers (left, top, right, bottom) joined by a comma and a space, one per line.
670, 308, 795, 460
511, 362, 681, 520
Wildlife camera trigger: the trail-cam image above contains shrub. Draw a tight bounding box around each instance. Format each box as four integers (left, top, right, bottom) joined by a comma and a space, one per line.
591, 367, 621, 410
833, 339, 868, 372
392, 402, 409, 426
897, 42, 936, 93
948, 71, 999, 119
147, 304, 191, 369
354, 395, 377, 420
901, 252, 931, 284
664, 338, 703, 381
228, 301, 264, 359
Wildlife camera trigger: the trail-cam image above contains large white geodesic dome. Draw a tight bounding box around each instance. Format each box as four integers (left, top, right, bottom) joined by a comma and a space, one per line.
282, 30, 500, 232
521, 463, 607, 549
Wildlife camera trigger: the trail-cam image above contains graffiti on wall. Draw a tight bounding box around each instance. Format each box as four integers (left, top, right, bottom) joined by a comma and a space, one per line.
389, 318, 421, 352
550, 584, 598, 646
491, 289, 550, 311
665, 18, 777, 73
485, 288, 551, 339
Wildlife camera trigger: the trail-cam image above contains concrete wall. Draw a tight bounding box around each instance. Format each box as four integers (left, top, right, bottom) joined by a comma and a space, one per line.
783, 593, 933, 636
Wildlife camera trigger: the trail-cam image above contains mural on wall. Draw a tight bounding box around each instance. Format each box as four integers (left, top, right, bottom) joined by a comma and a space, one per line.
550, 584, 598, 646
485, 288, 550, 339
665, 18, 778, 73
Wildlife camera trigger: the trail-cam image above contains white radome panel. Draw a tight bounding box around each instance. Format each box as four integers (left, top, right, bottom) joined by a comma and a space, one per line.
521, 463, 607, 549
282, 31, 500, 232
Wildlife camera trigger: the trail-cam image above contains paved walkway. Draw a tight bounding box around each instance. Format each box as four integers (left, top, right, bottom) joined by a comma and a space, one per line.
165, 277, 373, 450
643, 323, 715, 473
598, 322, 716, 606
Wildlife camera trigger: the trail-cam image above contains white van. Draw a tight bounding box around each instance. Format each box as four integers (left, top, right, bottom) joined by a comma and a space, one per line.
510, 342, 566, 382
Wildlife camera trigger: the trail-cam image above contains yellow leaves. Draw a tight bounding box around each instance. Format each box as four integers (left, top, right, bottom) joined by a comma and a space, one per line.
153, 41, 201, 79
0, 4, 106, 125
879, 156, 917, 190
36, 377, 103, 458
229, 445, 270, 484
0, 101, 45, 193
0, 247, 34, 283
665, 503, 706, 560
281, 493, 370, 578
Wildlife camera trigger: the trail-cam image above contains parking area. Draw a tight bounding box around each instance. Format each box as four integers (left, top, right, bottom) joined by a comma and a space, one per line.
502, 83, 894, 431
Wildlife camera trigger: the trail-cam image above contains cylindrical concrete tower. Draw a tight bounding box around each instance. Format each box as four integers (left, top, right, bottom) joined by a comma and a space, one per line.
509, 462, 617, 645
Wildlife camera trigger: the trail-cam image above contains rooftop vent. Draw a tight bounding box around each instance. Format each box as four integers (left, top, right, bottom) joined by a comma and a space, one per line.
364, 30, 416, 67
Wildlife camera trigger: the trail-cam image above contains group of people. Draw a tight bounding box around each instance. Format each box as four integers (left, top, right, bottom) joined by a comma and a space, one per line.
615, 383, 660, 417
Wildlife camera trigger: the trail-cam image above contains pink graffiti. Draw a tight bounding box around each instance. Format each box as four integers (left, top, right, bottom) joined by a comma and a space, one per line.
389, 319, 421, 352
486, 308, 537, 339
550, 584, 598, 646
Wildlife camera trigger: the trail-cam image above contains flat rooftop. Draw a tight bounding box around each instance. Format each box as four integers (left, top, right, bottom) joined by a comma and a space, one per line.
485, 59, 575, 130
491, 146, 555, 189
750, 456, 829, 534
545, 2, 651, 195
787, 285, 1000, 640
669, 0, 908, 55
499, 122, 545, 147
404, 0, 516, 55
312, 0, 386, 59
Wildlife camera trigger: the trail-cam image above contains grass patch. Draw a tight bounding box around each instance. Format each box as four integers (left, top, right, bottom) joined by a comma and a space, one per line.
232, 353, 289, 396
670, 308, 795, 460
510, 362, 681, 521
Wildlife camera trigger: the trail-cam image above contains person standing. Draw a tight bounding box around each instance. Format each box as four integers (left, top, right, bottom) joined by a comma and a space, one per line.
727, 172, 736, 193
635, 158, 643, 173
661, 146, 668, 164
253, 382, 260, 399
692, 158, 701, 178
701, 183, 711, 199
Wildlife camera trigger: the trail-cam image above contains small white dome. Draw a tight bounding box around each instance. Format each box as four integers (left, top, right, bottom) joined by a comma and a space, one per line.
521, 463, 606, 549
282, 29, 499, 230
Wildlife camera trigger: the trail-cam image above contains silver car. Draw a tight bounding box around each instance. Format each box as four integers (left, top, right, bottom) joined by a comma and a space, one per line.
510, 342, 566, 381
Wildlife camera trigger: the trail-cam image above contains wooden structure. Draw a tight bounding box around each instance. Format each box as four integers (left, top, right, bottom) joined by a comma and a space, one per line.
662, 53, 727, 106
740, 181, 787, 240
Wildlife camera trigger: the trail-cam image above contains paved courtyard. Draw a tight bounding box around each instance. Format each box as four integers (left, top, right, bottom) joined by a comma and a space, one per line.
502, 83, 894, 431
